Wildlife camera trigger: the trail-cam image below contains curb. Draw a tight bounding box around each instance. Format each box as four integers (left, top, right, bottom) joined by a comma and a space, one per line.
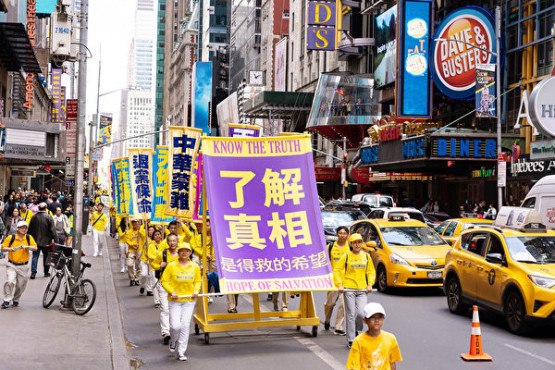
101, 238, 129, 369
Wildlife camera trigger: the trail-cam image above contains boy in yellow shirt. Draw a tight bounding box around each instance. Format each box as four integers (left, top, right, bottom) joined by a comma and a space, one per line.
346, 302, 402, 370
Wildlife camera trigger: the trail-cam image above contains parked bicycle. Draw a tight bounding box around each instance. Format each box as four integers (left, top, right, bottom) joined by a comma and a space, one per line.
42, 243, 97, 315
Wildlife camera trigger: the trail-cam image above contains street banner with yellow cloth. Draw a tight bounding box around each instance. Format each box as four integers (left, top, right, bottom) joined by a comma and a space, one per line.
202, 134, 333, 293
151, 146, 175, 224
165, 126, 202, 218
111, 157, 134, 216
192, 152, 209, 222
129, 148, 154, 220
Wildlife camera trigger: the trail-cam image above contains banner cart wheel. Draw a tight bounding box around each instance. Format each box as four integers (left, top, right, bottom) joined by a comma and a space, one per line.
194, 324, 200, 335
312, 326, 318, 337
204, 333, 210, 344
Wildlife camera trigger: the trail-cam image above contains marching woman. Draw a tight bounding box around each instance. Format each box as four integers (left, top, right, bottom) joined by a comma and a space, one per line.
117, 217, 129, 273
138, 225, 156, 296
148, 229, 164, 307
160, 241, 201, 361
334, 233, 376, 349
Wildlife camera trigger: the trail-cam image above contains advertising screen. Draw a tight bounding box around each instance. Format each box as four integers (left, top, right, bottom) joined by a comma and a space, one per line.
374, 6, 397, 88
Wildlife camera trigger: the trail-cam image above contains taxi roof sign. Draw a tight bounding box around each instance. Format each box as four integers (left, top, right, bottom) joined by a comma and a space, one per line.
389, 213, 409, 222
494, 207, 546, 232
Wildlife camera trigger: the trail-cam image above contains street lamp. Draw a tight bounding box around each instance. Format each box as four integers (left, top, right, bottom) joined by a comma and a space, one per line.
434, 6, 502, 210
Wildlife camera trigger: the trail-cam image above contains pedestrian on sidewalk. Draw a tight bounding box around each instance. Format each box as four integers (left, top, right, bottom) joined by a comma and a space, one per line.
346, 302, 402, 370
90, 203, 108, 257
18, 202, 33, 224
152, 233, 180, 345
28, 203, 56, 279
117, 217, 129, 273
334, 233, 376, 348
64, 204, 74, 247
3, 208, 23, 237
160, 242, 201, 361
125, 219, 145, 286
324, 226, 349, 336
1, 221, 38, 308
52, 207, 70, 245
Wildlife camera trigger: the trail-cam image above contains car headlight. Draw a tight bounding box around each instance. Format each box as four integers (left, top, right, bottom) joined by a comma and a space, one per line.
390, 253, 410, 267
528, 275, 555, 289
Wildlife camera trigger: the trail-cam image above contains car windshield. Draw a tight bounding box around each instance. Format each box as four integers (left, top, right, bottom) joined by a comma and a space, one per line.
363, 196, 393, 207
462, 223, 493, 230
380, 226, 447, 246
505, 236, 555, 264
321, 211, 366, 228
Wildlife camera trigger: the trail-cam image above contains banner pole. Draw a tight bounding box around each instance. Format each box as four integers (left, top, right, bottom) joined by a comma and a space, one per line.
201, 153, 208, 294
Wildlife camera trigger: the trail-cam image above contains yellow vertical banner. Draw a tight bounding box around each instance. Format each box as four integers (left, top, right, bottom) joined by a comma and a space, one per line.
165, 126, 203, 218
128, 148, 154, 220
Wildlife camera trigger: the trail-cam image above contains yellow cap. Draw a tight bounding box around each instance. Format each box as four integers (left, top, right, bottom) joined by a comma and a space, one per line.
349, 233, 363, 242
177, 243, 192, 252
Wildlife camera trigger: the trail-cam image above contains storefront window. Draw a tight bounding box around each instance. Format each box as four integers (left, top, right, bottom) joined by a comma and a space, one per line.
306, 74, 380, 126
537, 39, 554, 77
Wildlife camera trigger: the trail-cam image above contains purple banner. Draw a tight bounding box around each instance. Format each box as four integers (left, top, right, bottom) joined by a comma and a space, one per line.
307, 26, 336, 51
308, 2, 336, 26
202, 136, 333, 293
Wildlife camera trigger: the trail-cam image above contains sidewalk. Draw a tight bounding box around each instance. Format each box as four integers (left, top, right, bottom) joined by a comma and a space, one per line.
0, 233, 128, 370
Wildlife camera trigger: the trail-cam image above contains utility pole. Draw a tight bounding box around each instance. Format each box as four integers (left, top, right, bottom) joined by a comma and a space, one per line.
496, 5, 503, 211
342, 137, 347, 200
72, 0, 89, 277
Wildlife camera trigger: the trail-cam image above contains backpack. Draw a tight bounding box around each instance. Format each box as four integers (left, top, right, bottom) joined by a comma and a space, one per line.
155, 249, 168, 279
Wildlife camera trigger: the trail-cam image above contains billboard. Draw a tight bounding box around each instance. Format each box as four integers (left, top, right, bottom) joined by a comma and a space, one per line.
375, 6, 397, 88
429, 6, 497, 100
36, 0, 57, 14
275, 38, 287, 92
192, 62, 213, 135
307, 0, 339, 51
216, 92, 239, 137
395, 0, 433, 120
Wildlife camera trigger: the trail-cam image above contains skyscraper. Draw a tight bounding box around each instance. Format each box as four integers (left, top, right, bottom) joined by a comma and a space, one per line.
131, 0, 156, 90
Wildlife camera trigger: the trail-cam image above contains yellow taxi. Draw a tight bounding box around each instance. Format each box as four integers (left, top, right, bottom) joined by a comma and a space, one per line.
435, 218, 494, 245
444, 207, 555, 334
350, 214, 452, 293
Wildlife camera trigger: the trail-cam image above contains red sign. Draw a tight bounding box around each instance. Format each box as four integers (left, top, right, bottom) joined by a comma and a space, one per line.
380, 125, 401, 142
314, 166, 341, 181
24, 0, 37, 111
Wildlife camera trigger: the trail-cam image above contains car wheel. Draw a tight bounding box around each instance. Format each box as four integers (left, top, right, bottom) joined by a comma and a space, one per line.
446, 276, 468, 314
504, 290, 528, 334
377, 265, 388, 293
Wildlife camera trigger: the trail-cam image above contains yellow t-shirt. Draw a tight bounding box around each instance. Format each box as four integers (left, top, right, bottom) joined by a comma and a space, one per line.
329, 241, 350, 270
151, 248, 179, 271
2, 234, 37, 263
160, 260, 201, 302
191, 233, 214, 258
346, 331, 402, 370
20, 210, 34, 223
334, 251, 376, 290
125, 228, 146, 252
148, 241, 163, 262
178, 223, 195, 244
90, 211, 107, 232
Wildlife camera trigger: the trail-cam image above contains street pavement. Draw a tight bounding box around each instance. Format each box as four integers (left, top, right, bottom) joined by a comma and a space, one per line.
0, 233, 127, 370
108, 235, 555, 370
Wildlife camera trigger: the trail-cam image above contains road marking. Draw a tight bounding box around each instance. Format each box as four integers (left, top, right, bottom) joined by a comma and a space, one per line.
295, 336, 346, 370
504, 344, 555, 366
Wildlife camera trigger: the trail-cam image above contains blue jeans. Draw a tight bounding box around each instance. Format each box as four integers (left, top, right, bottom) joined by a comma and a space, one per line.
31, 246, 51, 275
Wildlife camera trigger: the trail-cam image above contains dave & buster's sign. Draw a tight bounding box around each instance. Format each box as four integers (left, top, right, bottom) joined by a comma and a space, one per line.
429, 7, 497, 100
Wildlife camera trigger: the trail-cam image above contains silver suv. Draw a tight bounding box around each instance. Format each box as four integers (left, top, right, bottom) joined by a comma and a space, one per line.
351, 193, 394, 208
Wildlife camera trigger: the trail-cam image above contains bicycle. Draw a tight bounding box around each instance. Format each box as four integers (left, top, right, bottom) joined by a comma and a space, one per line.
42, 243, 97, 315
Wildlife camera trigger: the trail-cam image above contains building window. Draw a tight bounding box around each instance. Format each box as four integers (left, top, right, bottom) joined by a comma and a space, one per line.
537, 39, 554, 77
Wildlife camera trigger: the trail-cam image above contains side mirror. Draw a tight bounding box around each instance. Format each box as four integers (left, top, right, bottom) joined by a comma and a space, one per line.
486, 253, 504, 265
365, 240, 378, 252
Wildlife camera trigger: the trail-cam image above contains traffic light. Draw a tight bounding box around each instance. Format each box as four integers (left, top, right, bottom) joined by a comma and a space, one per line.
343, 151, 348, 165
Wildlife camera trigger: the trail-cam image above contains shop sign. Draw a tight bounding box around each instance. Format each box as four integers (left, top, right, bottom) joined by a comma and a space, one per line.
510, 158, 555, 176
431, 136, 496, 159
361, 146, 379, 164
314, 166, 341, 181
498, 152, 506, 187
531, 139, 555, 160
429, 7, 497, 100
529, 76, 555, 138
402, 137, 425, 159
471, 168, 494, 178
24, 0, 37, 111
380, 125, 402, 142
396, 0, 433, 120
307, 0, 340, 51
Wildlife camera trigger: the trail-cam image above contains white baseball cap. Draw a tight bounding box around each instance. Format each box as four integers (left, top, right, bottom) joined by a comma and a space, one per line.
363, 302, 386, 319
16, 221, 28, 228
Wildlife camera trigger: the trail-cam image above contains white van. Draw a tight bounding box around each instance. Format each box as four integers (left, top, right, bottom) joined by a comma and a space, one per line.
521, 175, 555, 229
350, 193, 394, 208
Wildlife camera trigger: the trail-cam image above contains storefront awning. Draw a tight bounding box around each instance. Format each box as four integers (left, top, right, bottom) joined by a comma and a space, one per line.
243, 91, 314, 119
0, 23, 42, 74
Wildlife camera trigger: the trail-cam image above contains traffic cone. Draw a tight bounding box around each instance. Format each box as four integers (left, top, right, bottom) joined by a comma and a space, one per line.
461, 306, 493, 361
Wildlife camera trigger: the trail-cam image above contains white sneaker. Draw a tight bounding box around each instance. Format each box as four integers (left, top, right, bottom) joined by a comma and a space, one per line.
93, 253, 98, 257
208, 297, 213, 304
169, 341, 176, 353
99, 251, 102, 256
120, 268, 125, 273
178, 355, 187, 361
